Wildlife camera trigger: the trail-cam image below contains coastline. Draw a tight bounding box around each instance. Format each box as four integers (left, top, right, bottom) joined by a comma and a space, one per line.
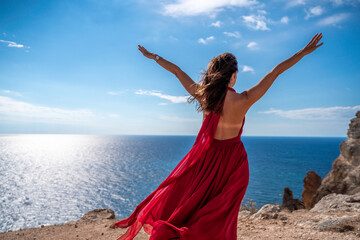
1, 111, 359, 239
1, 203, 359, 240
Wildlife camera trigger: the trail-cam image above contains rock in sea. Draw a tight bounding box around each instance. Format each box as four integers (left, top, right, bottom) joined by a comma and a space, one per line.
301, 171, 322, 209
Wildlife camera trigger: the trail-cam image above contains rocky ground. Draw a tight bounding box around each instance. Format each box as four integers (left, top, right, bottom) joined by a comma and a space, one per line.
1, 192, 359, 240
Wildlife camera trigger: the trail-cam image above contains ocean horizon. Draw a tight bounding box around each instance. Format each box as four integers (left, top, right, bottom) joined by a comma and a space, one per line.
0, 134, 346, 232
0, 134, 347, 137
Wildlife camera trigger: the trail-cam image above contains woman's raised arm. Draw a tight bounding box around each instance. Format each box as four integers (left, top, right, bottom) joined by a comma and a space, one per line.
138, 45, 199, 97
243, 33, 323, 110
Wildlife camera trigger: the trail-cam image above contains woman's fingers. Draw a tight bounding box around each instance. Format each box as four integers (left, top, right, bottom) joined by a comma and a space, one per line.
301, 33, 324, 55
314, 34, 323, 47
315, 33, 322, 44
138, 44, 153, 58
316, 42, 324, 48
311, 33, 321, 44
311, 34, 320, 46
308, 33, 318, 46
315, 33, 322, 43
138, 45, 147, 54
138, 45, 146, 51
306, 33, 322, 49
312, 33, 319, 42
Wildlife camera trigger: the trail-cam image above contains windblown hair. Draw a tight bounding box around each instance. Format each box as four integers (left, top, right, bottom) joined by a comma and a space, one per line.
187, 52, 238, 115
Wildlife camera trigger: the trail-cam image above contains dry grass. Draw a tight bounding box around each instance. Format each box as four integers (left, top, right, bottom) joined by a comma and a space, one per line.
240, 198, 261, 214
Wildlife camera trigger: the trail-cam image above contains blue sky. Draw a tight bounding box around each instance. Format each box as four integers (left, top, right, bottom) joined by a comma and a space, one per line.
0, 0, 359, 137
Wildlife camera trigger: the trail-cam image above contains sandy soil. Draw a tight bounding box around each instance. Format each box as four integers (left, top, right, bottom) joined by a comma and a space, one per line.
1, 208, 359, 240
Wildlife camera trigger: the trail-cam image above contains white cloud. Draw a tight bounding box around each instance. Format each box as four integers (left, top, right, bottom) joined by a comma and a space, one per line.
258, 105, 360, 120
107, 91, 126, 95
317, 13, 349, 26
223, 31, 241, 38
135, 89, 188, 103
286, 0, 306, 8
0, 96, 95, 123
1, 90, 22, 97
169, 35, 178, 41
329, 0, 360, 7
210, 20, 222, 27
159, 115, 199, 122
330, 0, 343, 5
247, 41, 258, 49
305, 6, 324, 20
242, 65, 255, 72
0, 39, 25, 48
161, 0, 259, 18
242, 14, 270, 31
280, 16, 289, 24
198, 36, 215, 44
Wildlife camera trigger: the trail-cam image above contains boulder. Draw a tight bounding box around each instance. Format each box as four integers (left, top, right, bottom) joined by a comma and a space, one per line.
312, 111, 360, 205
315, 215, 356, 232
301, 171, 322, 209
310, 192, 360, 213
282, 187, 305, 211
295, 214, 359, 233
249, 204, 281, 220
238, 209, 251, 218
79, 209, 115, 222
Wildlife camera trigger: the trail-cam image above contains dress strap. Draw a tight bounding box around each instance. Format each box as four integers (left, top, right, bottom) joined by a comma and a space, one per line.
227, 86, 235, 92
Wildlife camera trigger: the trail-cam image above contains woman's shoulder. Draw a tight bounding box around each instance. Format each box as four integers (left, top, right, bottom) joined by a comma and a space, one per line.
202, 90, 248, 116
228, 90, 250, 115
228, 89, 248, 102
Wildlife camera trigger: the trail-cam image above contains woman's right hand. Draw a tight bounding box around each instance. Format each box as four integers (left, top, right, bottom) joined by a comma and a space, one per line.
138, 45, 155, 60
300, 33, 323, 56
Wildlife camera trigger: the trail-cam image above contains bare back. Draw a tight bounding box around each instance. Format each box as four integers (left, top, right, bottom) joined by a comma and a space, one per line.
202, 89, 249, 140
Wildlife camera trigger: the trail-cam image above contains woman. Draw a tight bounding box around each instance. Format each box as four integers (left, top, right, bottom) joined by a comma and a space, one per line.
113, 33, 323, 240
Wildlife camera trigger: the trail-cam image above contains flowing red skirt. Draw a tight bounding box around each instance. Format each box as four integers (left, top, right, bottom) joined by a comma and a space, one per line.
113, 103, 249, 240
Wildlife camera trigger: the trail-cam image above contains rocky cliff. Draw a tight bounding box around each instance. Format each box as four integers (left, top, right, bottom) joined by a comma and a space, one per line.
312, 111, 360, 205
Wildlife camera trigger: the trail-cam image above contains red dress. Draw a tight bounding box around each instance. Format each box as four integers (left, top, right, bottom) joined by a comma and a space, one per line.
113, 86, 249, 240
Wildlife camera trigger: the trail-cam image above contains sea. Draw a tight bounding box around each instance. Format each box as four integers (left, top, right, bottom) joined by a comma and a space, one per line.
0, 134, 346, 232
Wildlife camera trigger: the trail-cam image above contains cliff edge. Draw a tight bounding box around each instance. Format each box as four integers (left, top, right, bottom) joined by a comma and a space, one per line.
312, 111, 360, 205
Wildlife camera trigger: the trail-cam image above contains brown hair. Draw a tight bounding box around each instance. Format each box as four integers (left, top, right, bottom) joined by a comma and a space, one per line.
187, 52, 238, 115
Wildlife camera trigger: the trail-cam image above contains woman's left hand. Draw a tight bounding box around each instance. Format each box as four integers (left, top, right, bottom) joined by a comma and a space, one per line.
138, 45, 155, 60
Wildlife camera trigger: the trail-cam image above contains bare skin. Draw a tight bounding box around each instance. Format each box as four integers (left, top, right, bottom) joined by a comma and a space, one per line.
138, 33, 323, 140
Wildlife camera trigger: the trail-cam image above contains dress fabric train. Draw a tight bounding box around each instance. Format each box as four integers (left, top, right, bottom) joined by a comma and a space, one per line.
113, 87, 249, 240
